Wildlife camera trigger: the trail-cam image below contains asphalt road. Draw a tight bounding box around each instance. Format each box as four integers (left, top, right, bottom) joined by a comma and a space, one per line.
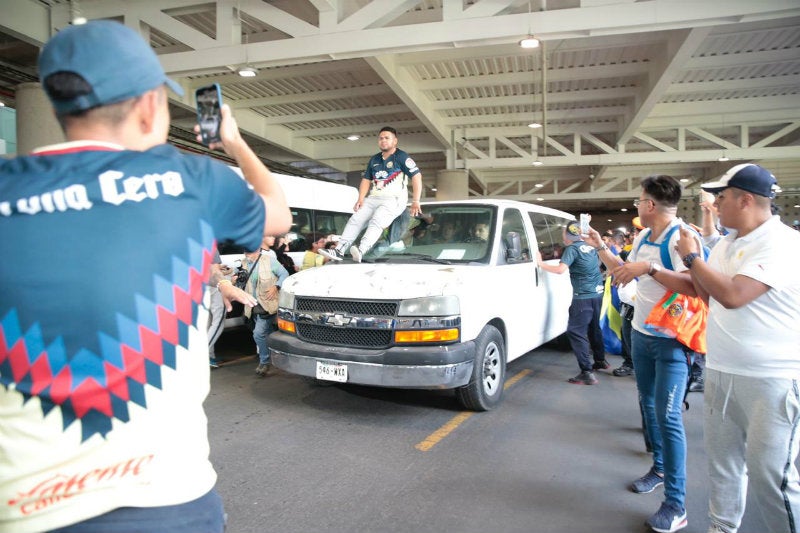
206, 328, 763, 533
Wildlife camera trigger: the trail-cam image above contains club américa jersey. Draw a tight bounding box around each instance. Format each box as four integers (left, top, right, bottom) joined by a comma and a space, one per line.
364, 148, 419, 198
0, 141, 264, 532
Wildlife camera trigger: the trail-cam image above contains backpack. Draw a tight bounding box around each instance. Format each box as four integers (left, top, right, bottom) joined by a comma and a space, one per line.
635, 223, 710, 410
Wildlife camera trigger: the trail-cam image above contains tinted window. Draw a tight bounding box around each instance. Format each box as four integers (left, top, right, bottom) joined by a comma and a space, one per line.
500, 208, 532, 263
529, 212, 569, 260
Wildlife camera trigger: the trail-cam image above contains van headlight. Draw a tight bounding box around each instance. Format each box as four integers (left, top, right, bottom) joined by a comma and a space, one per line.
277, 290, 296, 334
397, 295, 459, 316
395, 296, 460, 344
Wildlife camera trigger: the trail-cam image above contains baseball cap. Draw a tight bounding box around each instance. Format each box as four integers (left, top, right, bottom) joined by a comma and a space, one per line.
701, 163, 779, 198
38, 20, 183, 114
564, 221, 582, 242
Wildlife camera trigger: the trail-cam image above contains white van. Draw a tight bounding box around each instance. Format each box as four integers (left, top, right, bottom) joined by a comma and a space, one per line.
270, 199, 575, 410
219, 172, 358, 328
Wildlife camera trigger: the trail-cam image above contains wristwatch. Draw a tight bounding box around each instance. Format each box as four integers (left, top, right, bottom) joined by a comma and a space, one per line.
648, 262, 662, 276
682, 252, 701, 269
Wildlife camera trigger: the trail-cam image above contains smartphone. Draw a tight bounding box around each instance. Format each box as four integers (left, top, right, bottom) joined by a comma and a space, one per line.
195, 83, 223, 145
579, 213, 591, 234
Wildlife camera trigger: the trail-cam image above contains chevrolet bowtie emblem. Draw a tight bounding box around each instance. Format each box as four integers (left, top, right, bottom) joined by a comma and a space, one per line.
325, 313, 352, 327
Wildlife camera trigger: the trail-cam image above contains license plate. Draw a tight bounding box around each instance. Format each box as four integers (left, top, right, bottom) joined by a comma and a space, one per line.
316, 361, 348, 383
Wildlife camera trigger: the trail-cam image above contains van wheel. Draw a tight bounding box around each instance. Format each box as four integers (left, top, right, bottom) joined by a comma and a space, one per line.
455, 325, 505, 411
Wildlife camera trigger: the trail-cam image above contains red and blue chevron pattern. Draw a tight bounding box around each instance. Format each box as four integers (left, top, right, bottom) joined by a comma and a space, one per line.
0, 227, 216, 442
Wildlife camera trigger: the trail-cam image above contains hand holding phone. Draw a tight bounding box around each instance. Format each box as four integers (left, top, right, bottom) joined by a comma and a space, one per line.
195, 83, 223, 145
579, 213, 591, 235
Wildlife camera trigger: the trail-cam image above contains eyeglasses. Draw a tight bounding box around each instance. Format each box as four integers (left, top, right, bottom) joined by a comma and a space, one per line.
633, 198, 654, 208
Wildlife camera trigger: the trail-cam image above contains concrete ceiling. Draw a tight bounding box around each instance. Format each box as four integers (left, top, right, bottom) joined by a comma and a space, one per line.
2, 0, 800, 214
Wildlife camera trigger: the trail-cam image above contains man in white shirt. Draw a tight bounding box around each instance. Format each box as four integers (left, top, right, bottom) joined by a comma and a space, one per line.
677, 163, 800, 533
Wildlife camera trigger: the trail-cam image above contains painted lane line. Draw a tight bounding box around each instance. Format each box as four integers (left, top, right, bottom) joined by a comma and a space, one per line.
414, 369, 532, 452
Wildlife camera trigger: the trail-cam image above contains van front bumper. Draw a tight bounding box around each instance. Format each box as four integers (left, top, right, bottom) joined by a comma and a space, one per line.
269, 332, 475, 389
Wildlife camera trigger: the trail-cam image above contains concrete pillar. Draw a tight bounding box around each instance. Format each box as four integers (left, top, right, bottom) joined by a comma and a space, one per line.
436, 169, 468, 201
16, 83, 64, 154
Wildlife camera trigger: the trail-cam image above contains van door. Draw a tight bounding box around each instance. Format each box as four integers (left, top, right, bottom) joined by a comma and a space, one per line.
494, 207, 548, 360
529, 211, 573, 343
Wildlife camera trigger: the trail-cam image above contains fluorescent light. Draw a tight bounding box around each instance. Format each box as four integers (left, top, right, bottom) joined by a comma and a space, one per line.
238, 66, 257, 77
535, 183, 543, 188
680, 178, 689, 183
346, 135, 360, 141
536, 197, 544, 201
519, 37, 540, 49
532, 160, 543, 166
620, 208, 628, 212
528, 122, 542, 129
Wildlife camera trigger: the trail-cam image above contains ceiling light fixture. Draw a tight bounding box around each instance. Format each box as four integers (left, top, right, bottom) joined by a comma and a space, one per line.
718, 152, 730, 162
535, 183, 543, 188
532, 159, 543, 166
519, 1, 539, 49
346, 134, 360, 141
237, 5, 258, 78
528, 122, 541, 129
69, 0, 87, 25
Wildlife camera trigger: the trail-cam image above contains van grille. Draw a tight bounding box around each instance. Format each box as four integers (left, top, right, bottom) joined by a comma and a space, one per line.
296, 298, 397, 317
296, 323, 393, 348
294, 297, 398, 348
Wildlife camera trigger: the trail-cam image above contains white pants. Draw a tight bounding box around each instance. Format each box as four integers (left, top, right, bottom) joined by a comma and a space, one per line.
705, 368, 800, 533
338, 195, 407, 255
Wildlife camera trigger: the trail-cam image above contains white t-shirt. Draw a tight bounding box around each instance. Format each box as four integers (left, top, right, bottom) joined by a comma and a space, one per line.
628, 218, 690, 335
706, 216, 800, 379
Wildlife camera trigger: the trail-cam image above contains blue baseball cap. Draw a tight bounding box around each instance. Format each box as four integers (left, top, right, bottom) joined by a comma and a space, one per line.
38, 20, 183, 114
701, 163, 779, 199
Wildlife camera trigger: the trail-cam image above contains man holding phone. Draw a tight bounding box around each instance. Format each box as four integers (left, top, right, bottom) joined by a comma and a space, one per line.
0, 20, 290, 533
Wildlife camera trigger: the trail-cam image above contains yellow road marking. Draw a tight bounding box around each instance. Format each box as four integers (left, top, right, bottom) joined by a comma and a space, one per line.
414, 369, 532, 452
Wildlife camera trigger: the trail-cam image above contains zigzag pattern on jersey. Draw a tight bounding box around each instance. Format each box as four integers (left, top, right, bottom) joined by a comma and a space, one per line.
0, 222, 216, 442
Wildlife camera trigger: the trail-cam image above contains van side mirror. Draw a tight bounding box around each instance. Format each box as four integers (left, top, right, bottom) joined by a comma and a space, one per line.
505, 231, 523, 263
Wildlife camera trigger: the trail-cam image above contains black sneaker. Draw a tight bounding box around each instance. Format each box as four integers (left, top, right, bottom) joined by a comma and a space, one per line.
318, 248, 344, 261
613, 363, 634, 377
645, 501, 687, 532
568, 371, 598, 385
592, 360, 610, 371
631, 466, 664, 494
688, 376, 704, 393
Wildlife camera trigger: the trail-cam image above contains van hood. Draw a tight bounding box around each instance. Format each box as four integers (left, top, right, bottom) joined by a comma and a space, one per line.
282, 263, 469, 300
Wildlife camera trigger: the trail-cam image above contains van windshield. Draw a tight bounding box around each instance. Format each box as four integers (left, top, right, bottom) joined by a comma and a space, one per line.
369, 204, 497, 264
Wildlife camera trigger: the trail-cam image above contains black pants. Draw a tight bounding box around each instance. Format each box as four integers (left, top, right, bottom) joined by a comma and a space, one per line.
566, 295, 605, 371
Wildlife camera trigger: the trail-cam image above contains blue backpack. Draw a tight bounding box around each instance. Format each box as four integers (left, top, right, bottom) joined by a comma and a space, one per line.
635, 224, 710, 271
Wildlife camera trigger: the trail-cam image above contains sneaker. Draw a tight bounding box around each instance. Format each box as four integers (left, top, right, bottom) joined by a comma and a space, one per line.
688, 376, 704, 393
209, 357, 220, 369
568, 370, 598, 385
319, 248, 344, 261
255, 363, 270, 377
631, 466, 664, 494
350, 245, 362, 263
645, 501, 687, 532
592, 360, 610, 371
613, 363, 634, 377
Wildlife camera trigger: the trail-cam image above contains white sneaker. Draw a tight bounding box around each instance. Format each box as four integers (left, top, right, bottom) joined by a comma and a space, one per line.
319, 248, 343, 261
350, 245, 362, 263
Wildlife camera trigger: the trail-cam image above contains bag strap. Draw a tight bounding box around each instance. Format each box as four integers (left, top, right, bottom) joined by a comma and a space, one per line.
636, 224, 709, 271
244, 253, 262, 286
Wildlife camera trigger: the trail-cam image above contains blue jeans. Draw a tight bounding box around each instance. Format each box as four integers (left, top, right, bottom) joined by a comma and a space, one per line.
48, 488, 225, 532
631, 329, 690, 509
566, 295, 605, 371
253, 313, 276, 364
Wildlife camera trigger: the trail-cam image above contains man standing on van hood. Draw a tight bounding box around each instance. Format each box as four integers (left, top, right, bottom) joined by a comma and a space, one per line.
0, 20, 290, 533
537, 221, 607, 385
320, 126, 422, 263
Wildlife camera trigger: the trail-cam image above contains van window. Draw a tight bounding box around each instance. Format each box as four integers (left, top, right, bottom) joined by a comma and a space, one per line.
500, 208, 532, 263
529, 212, 568, 260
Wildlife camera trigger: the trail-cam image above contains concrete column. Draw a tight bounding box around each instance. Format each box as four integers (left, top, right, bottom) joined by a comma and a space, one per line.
436, 169, 468, 201
16, 82, 64, 154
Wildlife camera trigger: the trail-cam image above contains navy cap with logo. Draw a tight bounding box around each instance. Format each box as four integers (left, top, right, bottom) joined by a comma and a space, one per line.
701, 163, 779, 199
564, 221, 582, 242
38, 20, 183, 114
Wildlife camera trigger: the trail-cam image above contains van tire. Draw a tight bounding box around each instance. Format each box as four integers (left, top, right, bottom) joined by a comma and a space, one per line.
455, 325, 505, 411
